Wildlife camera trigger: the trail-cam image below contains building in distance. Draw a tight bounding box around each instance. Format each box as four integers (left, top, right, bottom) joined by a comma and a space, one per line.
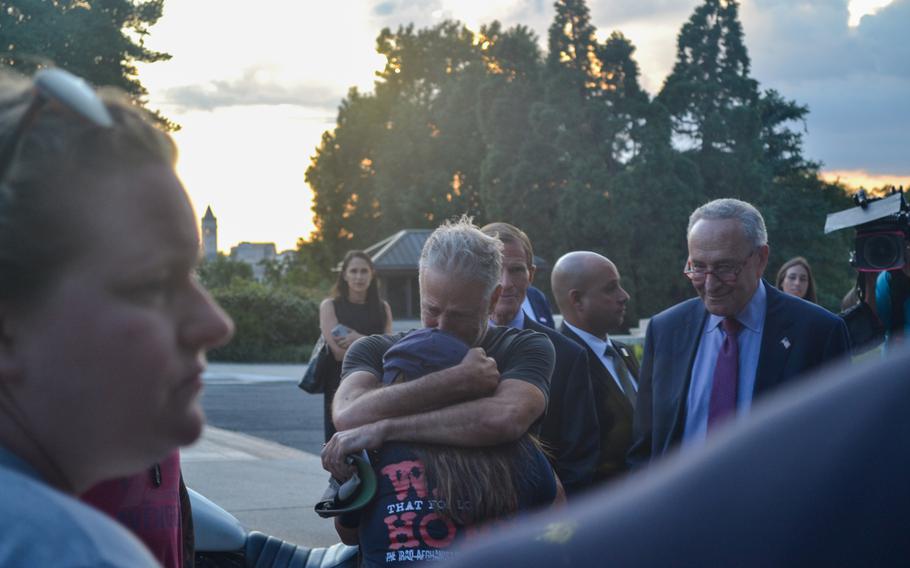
201, 206, 294, 281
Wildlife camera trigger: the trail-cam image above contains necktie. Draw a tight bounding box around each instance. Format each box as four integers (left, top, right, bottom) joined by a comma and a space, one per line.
708, 317, 742, 429
605, 344, 637, 408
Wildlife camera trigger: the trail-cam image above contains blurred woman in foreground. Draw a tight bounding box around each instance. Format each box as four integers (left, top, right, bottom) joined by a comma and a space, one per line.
776, 256, 818, 303
0, 69, 233, 565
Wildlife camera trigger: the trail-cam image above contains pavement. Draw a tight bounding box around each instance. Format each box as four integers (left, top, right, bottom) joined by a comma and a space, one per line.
183, 363, 339, 548
202, 362, 307, 384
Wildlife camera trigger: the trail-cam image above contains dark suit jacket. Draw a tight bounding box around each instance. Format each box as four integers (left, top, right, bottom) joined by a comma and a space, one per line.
628, 281, 851, 467
561, 323, 639, 484
449, 344, 910, 568
525, 286, 555, 328
524, 318, 599, 496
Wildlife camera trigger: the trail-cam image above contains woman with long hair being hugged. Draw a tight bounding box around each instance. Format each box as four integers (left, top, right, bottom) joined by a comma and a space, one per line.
320, 251, 392, 441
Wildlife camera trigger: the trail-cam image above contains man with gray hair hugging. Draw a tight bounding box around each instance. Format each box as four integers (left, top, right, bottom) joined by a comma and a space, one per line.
321, 217, 558, 559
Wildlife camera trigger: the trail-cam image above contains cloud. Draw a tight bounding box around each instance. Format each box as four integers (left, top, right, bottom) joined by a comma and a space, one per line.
735, 0, 909, 175
741, 0, 910, 83
162, 66, 341, 112
373, 2, 397, 17
368, 0, 444, 28
368, 0, 549, 33
789, 75, 910, 172
589, 0, 699, 26
856, 0, 910, 77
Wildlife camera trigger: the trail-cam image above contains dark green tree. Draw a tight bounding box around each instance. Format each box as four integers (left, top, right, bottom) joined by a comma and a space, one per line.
303, 0, 854, 321
538, 1, 653, 258
306, 87, 389, 265
372, 21, 484, 230
592, 32, 650, 169
546, 0, 598, 91
659, 0, 758, 154
197, 254, 254, 290
308, 20, 489, 266
514, 0, 603, 258
476, 23, 548, 244
0, 0, 175, 128
659, 0, 854, 308
606, 101, 703, 318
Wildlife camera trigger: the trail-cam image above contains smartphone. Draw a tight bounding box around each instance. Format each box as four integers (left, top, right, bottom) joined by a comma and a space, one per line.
332, 324, 351, 338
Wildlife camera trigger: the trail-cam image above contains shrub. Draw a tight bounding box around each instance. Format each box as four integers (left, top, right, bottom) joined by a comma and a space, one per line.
208, 281, 321, 363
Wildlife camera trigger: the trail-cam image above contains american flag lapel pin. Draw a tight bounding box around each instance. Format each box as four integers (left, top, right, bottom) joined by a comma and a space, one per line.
781, 337, 791, 349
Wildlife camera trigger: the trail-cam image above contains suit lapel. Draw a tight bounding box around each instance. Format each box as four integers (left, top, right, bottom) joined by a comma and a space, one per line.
561, 324, 633, 416
666, 300, 709, 446
754, 283, 796, 395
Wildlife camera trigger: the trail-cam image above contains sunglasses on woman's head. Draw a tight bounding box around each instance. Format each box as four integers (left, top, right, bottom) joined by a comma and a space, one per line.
0, 68, 113, 185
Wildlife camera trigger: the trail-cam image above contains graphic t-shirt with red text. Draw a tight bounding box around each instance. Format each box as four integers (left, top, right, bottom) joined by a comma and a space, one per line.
357, 442, 555, 565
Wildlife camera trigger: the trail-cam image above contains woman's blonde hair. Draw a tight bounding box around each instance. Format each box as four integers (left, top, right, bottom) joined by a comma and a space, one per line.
414, 436, 543, 525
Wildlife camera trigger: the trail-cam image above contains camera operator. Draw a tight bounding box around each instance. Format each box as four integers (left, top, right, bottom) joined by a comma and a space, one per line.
826, 188, 909, 353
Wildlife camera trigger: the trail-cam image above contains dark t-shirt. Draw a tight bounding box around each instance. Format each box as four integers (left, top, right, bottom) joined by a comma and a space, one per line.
356, 441, 556, 566
342, 326, 554, 407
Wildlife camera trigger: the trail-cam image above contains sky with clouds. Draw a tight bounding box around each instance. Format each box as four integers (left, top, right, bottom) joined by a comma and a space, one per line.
138, 0, 908, 252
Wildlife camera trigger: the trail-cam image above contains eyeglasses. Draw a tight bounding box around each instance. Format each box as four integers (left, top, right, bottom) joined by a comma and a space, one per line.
683, 249, 756, 284
0, 68, 113, 186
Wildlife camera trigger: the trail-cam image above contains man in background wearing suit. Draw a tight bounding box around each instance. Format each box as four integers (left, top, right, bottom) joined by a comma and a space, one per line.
628, 198, 851, 467
551, 251, 638, 484
481, 223, 600, 496
523, 285, 555, 328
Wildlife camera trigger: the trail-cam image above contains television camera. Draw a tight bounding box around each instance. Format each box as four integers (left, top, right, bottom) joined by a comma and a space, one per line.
825, 187, 909, 271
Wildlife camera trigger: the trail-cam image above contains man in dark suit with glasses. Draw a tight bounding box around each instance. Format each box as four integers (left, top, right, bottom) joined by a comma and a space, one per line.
628, 198, 850, 468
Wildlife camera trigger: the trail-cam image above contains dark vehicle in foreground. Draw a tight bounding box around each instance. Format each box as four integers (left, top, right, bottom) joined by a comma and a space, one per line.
191, 489, 357, 568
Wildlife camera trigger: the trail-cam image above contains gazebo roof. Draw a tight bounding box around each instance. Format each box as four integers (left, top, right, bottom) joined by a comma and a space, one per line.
363, 229, 433, 270
338, 228, 551, 272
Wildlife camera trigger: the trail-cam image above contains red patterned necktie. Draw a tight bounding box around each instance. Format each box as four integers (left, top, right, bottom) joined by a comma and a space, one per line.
708, 317, 742, 430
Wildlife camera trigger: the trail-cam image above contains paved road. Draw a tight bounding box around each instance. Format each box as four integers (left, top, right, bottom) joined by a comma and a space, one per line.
182, 364, 338, 548
201, 380, 326, 455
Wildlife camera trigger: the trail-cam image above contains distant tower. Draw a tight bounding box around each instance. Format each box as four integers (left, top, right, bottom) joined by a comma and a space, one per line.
202, 206, 217, 260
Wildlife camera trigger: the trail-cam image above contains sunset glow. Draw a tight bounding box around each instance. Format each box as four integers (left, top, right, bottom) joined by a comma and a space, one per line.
821, 170, 909, 192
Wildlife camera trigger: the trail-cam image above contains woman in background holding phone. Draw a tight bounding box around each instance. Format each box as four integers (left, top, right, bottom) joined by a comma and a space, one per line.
320, 251, 392, 441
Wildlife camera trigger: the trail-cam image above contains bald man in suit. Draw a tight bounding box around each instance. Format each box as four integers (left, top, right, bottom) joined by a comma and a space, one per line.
552, 251, 638, 484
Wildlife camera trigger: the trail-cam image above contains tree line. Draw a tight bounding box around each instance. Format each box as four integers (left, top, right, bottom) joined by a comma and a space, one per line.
304, 0, 856, 318
0, 0, 176, 128
1, 0, 859, 322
